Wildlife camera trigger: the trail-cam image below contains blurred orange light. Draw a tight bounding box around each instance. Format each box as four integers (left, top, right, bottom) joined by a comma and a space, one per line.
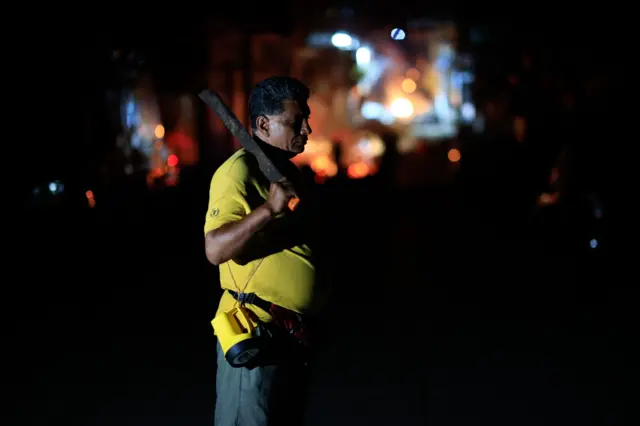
311, 155, 330, 171
154, 124, 165, 139
86, 190, 95, 208
310, 155, 337, 177
448, 148, 461, 162
347, 162, 370, 179
401, 78, 417, 93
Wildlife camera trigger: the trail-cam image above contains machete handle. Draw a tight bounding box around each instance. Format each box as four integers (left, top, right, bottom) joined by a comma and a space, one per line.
288, 197, 300, 211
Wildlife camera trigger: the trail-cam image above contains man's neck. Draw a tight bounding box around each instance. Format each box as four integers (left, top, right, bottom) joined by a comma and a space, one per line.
253, 136, 295, 162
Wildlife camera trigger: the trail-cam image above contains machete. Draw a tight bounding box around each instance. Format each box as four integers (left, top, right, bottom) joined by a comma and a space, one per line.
198, 89, 299, 211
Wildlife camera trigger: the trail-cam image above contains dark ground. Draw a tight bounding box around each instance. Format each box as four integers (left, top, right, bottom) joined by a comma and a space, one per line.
16, 154, 631, 426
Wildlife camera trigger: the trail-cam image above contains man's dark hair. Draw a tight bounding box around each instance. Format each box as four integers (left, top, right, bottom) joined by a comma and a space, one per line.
249, 76, 310, 132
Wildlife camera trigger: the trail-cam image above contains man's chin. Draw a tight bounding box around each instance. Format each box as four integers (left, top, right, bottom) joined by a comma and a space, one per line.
291, 145, 305, 154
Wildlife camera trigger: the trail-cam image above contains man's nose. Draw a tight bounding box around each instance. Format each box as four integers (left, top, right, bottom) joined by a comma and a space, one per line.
301, 119, 312, 136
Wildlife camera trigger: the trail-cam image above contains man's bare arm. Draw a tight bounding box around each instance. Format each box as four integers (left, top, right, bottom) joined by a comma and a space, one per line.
205, 204, 274, 265
205, 180, 297, 265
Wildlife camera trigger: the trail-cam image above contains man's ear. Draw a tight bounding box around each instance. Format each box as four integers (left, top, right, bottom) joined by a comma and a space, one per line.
256, 116, 270, 138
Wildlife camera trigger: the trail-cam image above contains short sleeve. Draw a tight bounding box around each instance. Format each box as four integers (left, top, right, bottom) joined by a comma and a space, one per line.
204, 172, 249, 235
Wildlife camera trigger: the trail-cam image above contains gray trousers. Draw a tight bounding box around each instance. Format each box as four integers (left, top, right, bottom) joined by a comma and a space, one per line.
214, 341, 309, 426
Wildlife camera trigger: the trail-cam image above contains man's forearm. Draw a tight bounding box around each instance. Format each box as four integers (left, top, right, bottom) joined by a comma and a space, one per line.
205, 204, 273, 265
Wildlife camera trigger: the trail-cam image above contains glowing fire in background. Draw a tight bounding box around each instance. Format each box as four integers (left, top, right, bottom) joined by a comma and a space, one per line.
292, 131, 385, 181
347, 162, 376, 179
310, 155, 338, 177
296, 23, 475, 181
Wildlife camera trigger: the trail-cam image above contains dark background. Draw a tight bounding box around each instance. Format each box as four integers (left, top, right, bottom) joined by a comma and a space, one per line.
15, 5, 632, 425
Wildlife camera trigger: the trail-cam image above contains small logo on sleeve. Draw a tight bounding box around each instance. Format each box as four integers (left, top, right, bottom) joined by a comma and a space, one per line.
210, 208, 219, 217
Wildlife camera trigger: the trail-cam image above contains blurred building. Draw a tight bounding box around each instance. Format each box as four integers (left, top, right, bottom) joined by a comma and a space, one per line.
204, 24, 295, 157
99, 11, 478, 187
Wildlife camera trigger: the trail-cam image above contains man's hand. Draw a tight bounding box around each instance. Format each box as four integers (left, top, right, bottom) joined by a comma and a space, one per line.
266, 180, 298, 215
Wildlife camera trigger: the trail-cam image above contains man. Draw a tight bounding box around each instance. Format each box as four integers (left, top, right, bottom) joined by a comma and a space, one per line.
204, 77, 329, 426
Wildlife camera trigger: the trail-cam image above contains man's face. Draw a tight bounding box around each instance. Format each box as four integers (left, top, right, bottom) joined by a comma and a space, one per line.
260, 99, 312, 155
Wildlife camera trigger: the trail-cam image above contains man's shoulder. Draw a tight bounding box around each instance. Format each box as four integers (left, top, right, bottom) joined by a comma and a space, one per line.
214, 149, 259, 182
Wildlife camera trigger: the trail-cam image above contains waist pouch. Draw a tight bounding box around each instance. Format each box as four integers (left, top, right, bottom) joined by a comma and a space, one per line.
227, 290, 312, 347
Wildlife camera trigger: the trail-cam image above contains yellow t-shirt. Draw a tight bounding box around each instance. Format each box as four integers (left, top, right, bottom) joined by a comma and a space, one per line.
204, 149, 327, 322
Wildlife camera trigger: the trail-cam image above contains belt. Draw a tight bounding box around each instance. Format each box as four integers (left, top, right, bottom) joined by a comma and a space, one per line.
227, 290, 273, 313
228, 290, 311, 346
